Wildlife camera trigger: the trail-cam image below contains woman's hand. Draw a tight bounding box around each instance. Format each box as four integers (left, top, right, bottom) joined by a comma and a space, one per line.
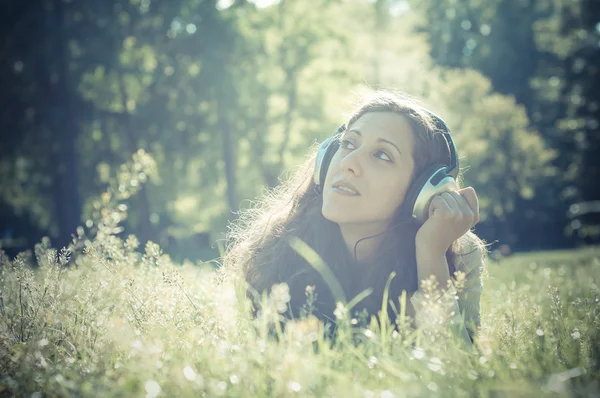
415, 187, 480, 255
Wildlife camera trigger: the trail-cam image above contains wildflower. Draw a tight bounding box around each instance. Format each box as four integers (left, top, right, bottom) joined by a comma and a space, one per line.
428, 357, 444, 374
287, 381, 302, 393
367, 356, 377, 369
125, 235, 139, 251
453, 270, 466, 292
334, 302, 348, 320
144, 380, 161, 398
412, 348, 425, 359
183, 366, 197, 381
270, 283, 291, 313
217, 381, 227, 392
285, 316, 321, 343
571, 329, 581, 339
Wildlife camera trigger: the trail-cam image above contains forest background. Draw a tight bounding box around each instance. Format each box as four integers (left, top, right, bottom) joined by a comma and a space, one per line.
1, 0, 599, 263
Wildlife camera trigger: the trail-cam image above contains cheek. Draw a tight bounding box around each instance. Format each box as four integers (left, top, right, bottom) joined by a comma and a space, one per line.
372, 176, 411, 212
323, 154, 341, 187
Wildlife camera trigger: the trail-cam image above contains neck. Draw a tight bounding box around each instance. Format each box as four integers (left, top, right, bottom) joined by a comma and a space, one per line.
338, 221, 390, 264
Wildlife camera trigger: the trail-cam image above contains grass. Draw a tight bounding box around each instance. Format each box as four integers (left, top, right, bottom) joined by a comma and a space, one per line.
1, 153, 599, 397
1, 239, 599, 397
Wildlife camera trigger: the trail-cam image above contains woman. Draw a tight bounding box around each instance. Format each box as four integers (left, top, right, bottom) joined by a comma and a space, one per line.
223, 90, 488, 344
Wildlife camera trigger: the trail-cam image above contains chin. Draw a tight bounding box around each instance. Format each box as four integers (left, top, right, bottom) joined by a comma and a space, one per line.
321, 206, 336, 223
322, 204, 357, 224
321, 203, 342, 223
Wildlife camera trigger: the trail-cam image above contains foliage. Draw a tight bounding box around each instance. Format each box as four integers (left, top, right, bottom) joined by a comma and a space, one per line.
1, 0, 598, 260
410, 0, 600, 245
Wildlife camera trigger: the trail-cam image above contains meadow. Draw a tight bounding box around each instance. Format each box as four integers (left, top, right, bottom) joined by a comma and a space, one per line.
1, 222, 599, 397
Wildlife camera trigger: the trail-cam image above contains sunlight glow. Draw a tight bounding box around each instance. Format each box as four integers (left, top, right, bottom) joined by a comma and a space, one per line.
186, 23, 197, 34
390, 1, 410, 17
248, 0, 281, 9
216, 0, 234, 10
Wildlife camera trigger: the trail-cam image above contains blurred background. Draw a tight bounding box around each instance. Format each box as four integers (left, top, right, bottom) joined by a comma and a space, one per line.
0, 0, 598, 264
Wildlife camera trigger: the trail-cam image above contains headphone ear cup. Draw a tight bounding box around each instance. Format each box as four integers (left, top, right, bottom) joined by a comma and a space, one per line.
401, 164, 449, 224
320, 140, 339, 191
314, 135, 340, 190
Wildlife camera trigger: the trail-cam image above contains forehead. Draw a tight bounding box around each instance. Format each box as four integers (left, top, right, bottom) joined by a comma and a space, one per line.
348, 112, 415, 148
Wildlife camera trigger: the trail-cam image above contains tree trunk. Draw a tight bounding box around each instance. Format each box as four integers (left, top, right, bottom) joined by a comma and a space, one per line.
49, 0, 82, 250
214, 67, 238, 218
219, 99, 238, 219
117, 71, 156, 245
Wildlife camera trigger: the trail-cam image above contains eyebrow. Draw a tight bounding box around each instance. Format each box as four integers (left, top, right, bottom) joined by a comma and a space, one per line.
346, 129, 403, 156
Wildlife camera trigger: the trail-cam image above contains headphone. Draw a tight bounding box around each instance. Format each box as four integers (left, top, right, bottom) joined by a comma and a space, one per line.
313, 111, 459, 225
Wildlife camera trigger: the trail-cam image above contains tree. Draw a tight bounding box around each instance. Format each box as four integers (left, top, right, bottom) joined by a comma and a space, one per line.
410, 0, 599, 246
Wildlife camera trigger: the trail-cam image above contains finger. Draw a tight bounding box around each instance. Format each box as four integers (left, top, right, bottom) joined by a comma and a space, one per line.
458, 187, 480, 224
440, 192, 463, 216
446, 191, 474, 217
429, 194, 453, 218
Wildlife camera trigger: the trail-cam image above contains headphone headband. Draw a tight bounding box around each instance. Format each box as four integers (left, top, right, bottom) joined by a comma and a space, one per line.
427, 112, 459, 179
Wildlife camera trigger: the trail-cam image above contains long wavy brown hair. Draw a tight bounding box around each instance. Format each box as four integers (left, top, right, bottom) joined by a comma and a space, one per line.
223, 90, 487, 326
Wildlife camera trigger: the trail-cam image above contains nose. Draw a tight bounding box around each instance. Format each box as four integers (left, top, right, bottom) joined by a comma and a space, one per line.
339, 148, 363, 177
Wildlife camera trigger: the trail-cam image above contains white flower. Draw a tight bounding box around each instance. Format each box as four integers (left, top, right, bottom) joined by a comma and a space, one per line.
334, 302, 348, 320
571, 329, 581, 339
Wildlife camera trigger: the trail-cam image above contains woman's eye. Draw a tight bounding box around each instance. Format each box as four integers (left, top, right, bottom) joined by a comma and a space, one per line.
376, 151, 392, 162
339, 139, 355, 150
339, 139, 392, 163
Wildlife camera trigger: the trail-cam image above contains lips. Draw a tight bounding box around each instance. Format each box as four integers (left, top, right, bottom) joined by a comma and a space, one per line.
331, 180, 361, 195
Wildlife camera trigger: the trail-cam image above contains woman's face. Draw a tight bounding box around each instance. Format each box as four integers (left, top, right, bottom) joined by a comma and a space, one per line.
322, 111, 416, 227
